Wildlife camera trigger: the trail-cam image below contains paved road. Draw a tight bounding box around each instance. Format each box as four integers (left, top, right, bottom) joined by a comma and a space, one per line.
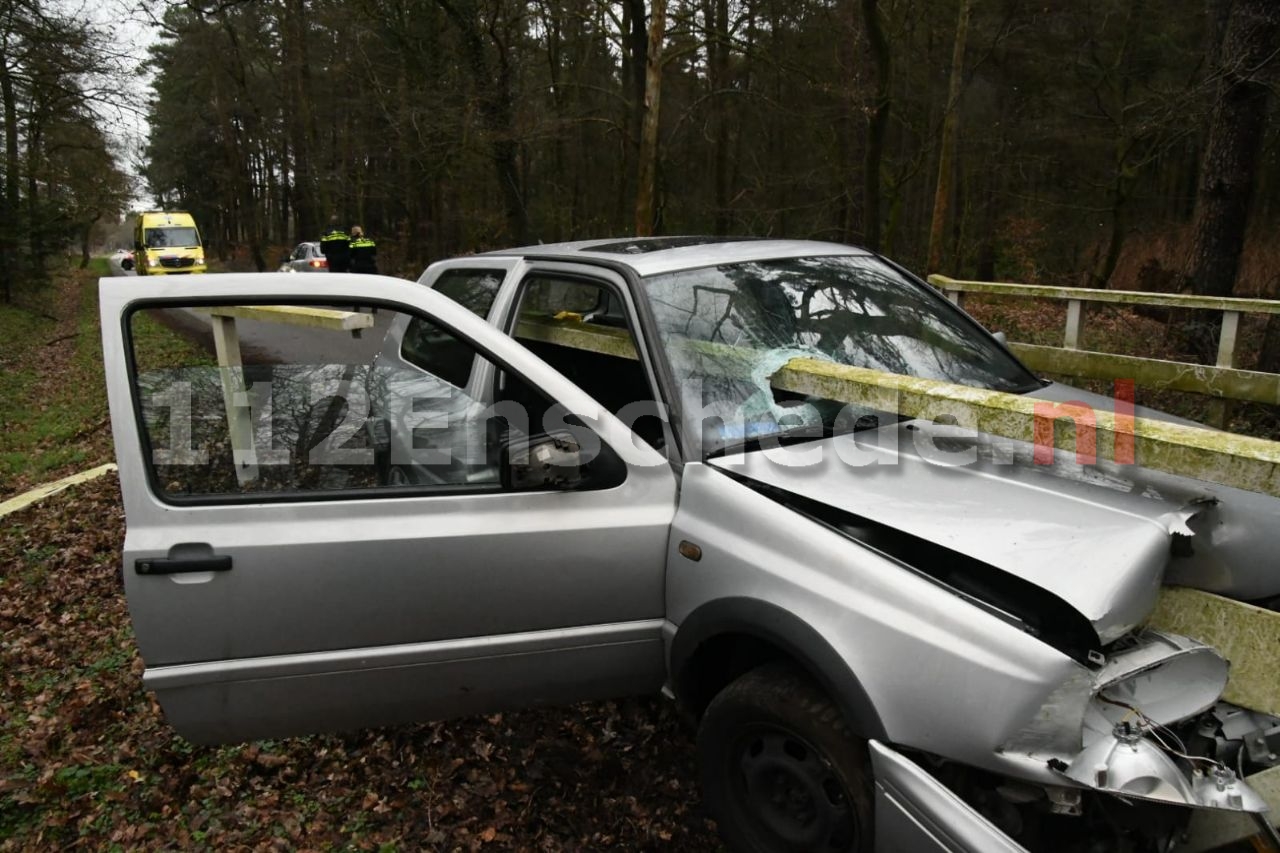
105, 259, 393, 364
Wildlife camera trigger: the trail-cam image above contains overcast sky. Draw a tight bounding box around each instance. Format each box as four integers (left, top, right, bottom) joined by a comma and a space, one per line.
61, 0, 162, 208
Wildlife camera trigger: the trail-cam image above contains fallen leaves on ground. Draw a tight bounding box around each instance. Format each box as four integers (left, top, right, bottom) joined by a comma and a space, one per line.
0, 474, 720, 850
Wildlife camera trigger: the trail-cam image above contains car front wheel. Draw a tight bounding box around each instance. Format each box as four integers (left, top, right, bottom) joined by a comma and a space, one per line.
697, 663, 873, 853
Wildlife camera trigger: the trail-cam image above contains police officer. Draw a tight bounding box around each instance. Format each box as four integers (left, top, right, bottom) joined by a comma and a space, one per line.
319, 217, 350, 273
349, 225, 378, 275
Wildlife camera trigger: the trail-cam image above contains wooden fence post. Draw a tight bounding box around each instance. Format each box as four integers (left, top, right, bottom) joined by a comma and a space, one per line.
1064, 299, 1085, 350
1218, 311, 1241, 368
198, 306, 375, 485
209, 314, 258, 484
1207, 311, 1243, 429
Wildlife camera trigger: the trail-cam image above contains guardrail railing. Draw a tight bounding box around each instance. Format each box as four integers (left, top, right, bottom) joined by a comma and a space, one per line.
190, 305, 1280, 498
927, 275, 1280, 422
515, 314, 1280, 498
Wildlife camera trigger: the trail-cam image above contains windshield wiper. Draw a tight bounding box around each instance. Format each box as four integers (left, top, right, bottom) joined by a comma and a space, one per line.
707, 428, 825, 460
706, 412, 899, 460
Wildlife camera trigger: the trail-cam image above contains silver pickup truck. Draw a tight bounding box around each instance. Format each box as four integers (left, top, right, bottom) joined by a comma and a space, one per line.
102, 237, 1279, 853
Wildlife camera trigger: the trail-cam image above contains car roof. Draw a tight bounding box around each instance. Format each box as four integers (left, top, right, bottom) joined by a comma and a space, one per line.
480, 236, 872, 277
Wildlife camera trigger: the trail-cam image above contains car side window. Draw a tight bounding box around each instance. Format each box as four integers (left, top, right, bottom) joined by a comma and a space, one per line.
397, 269, 506, 391
430, 268, 504, 318
400, 316, 474, 390
511, 275, 667, 450
126, 300, 541, 501
292, 245, 307, 260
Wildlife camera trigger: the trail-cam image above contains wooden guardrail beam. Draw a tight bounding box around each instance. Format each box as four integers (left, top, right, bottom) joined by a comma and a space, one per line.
775, 358, 1280, 497
1147, 588, 1280, 716
1008, 343, 1280, 405
193, 305, 375, 483
927, 274, 1280, 315
516, 315, 637, 359
927, 273, 1280, 426
515, 314, 1280, 497
201, 304, 375, 331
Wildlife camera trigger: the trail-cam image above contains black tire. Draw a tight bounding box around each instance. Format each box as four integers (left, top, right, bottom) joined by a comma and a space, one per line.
697, 664, 873, 853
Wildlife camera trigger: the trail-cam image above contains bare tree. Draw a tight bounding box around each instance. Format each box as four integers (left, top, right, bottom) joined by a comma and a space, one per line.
634, 0, 666, 236
926, 0, 972, 274
860, 0, 890, 251
1179, 0, 1278, 360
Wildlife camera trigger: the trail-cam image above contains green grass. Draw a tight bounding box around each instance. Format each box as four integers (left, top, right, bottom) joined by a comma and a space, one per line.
0, 272, 101, 487
0, 258, 212, 495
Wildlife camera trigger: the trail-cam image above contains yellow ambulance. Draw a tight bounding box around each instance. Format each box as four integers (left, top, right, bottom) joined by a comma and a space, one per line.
133, 211, 206, 275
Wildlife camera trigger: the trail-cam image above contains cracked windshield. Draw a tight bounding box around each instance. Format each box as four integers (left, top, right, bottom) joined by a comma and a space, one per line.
643, 255, 1039, 453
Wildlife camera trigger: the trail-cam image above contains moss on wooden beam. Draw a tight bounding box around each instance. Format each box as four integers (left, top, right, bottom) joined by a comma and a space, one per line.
928, 274, 1280, 315
510, 314, 1280, 497
1009, 343, 1280, 404
773, 358, 1280, 498
515, 315, 639, 359
1146, 587, 1280, 717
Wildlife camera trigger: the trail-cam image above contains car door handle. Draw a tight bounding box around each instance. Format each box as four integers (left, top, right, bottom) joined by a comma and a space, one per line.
135, 555, 232, 575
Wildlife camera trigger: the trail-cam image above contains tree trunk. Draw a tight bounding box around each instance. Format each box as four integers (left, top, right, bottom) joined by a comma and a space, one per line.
1262, 318, 1280, 375
635, 0, 667, 237
926, 0, 972, 274
702, 0, 730, 233
79, 221, 92, 269
436, 0, 528, 244
861, 0, 890, 251
0, 46, 19, 303
25, 108, 42, 279
1183, 0, 1277, 299
1176, 0, 1278, 358
1091, 170, 1131, 288
617, 0, 648, 230
282, 0, 317, 240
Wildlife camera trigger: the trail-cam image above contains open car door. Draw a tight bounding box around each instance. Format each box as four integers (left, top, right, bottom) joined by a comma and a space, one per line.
100, 272, 677, 743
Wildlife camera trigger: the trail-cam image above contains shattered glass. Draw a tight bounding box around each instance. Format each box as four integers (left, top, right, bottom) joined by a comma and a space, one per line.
642, 255, 1040, 455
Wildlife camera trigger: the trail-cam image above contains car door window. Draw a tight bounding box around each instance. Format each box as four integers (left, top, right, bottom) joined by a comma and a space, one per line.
127, 301, 559, 500
292, 245, 307, 260
429, 268, 505, 318
394, 269, 508, 392
510, 275, 667, 449
400, 315, 475, 389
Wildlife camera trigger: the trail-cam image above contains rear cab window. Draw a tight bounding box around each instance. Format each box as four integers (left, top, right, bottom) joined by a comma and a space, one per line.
401, 268, 508, 391
429, 268, 505, 318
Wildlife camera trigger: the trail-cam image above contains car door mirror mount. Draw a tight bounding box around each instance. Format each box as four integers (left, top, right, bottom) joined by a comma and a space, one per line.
503, 431, 587, 491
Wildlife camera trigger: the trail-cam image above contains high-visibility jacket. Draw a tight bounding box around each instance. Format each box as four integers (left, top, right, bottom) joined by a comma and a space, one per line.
320, 230, 351, 272
349, 236, 377, 274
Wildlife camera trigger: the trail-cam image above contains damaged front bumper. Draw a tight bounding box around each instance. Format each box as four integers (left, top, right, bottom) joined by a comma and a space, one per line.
1057, 631, 1268, 813
1004, 629, 1270, 813
875, 627, 1277, 853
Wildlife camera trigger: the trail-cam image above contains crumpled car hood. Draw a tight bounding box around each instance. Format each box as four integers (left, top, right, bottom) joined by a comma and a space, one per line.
711, 421, 1197, 645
